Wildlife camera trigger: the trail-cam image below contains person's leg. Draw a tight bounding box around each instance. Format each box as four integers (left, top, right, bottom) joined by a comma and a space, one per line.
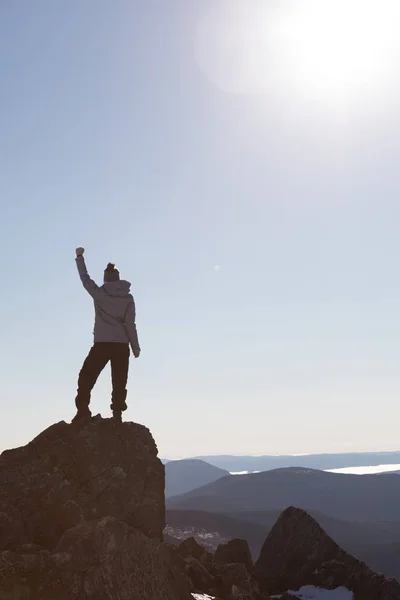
74, 344, 110, 421
110, 343, 130, 420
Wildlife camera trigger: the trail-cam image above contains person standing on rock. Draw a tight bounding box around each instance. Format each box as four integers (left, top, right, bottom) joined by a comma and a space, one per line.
72, 247, 141, 424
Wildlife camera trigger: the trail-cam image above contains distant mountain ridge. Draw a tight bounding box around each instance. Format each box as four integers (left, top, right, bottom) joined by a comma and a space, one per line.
167, 466, 400, 522
164, 459, 229, 497
162, 451, 400, 473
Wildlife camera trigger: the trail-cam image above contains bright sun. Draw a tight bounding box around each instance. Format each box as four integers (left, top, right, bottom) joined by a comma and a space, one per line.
197, 0, 400, 105
272, 0, 400, 99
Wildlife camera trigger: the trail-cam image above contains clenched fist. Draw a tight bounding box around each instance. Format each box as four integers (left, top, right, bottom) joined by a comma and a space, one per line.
76, 247, 85, 257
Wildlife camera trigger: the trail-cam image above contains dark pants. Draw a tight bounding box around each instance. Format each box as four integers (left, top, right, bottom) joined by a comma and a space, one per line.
75, 342, 130, 412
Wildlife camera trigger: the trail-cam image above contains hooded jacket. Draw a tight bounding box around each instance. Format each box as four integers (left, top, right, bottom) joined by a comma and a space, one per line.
76, 256, 140, 355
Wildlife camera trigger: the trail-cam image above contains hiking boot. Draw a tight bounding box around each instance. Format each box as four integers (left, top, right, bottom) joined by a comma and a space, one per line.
71, 408, 92, 424
110, 393, 126, 422
111, 389, 127, 412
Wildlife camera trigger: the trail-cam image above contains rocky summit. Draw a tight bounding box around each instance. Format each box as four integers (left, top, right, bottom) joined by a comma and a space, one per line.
254, 506, 400, 600
2, 419, 400, 600
0, 416, 191, 600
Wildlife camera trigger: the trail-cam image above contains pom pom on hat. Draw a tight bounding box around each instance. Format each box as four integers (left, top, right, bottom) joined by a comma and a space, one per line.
104, 263, 120, 282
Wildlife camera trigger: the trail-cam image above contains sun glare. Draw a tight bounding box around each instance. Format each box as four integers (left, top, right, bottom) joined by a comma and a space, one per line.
197, 0, 400, 107
271, 0, 400, 100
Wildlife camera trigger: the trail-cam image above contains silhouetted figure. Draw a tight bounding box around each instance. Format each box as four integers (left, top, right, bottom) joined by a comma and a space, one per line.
72, 247, 140, 423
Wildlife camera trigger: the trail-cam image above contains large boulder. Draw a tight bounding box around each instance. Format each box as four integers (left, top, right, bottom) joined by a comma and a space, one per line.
0, 416, 164, 551
212, 563, 253, 593
211, 562, 261, 599
0, 516, 190, 599
178, 536, 208, 561
0, 417, 191, 600
178, 536, 214, 566
254, 506, 400, 600
214, 538, 253, 572
184, 555, 215, 593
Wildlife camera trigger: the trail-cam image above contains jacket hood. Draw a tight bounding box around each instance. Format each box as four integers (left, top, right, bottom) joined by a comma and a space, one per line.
103, 280, 131, 297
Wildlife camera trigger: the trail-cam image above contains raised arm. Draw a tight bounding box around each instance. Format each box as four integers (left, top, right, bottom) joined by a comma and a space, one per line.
75, 247, 100, 298
125, 298, 141, 358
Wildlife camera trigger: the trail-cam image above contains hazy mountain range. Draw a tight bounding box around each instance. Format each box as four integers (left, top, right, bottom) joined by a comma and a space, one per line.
167, 466, 400, 521
162, 450, 400, 472
164, 460, 400, 580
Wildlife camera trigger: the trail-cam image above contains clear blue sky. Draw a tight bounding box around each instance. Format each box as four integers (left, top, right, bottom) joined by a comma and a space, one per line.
1, 0, 400, 458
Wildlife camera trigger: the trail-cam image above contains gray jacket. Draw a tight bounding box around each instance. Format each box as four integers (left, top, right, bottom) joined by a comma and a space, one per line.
76, 256, 140, 355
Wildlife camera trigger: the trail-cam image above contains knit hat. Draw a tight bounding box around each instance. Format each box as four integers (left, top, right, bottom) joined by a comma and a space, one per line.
104, 263, 120, 282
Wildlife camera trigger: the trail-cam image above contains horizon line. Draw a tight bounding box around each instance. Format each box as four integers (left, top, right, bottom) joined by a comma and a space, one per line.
163, 449, 400, 461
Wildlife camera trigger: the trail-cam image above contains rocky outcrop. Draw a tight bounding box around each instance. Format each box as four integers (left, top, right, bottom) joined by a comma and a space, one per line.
174, 537, 260, 599
0, 417, 165, 550
213, 562, 256, 597
184, 555, 215, 593
1, 516, 191, 599
214, 538, 253, 572
254, 506, 400, 600
0, 417, 191, 600
178, 536, 213, 565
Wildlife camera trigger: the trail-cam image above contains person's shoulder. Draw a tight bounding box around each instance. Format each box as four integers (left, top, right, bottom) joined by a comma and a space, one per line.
96, 285, 107, 297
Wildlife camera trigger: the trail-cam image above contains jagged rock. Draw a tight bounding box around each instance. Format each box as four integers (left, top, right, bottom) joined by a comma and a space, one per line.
200, 550, 214, 567
178, 537, 202, 560
178, 536, 213, 565
0, 516, 191, 599
212, 563, 253, 593
184, 555, 215, 593
254, 506, 400, 600
0, 418, 192, 599
210, 573, 231, 598
177, 540, 259, 599
0, 417, 164, 551
215, 538, 253, 572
